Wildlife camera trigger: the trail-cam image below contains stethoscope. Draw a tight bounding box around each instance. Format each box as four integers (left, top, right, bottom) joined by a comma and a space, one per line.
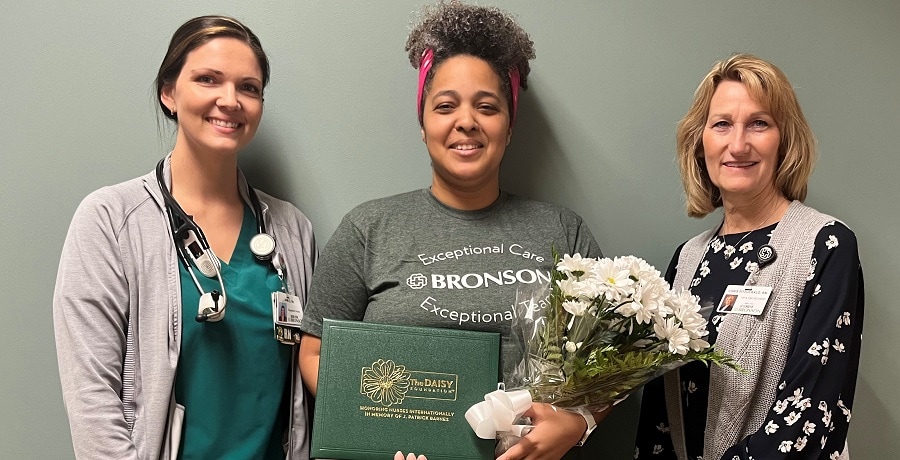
155, 158, 278, 323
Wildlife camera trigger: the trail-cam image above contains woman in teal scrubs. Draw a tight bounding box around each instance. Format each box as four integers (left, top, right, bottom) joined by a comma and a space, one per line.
53, 16, 316, 459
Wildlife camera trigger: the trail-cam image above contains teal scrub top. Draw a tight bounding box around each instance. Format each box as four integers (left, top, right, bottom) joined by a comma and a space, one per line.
175, 206, 292, 459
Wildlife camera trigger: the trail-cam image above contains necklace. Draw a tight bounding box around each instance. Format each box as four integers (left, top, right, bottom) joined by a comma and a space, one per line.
718, 204, 781, 260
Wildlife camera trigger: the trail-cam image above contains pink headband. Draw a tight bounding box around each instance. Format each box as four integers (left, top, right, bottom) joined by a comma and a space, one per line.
417, 48, 520, 126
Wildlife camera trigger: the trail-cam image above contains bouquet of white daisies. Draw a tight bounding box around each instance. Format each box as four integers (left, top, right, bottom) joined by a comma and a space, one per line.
506, 253, 739, 412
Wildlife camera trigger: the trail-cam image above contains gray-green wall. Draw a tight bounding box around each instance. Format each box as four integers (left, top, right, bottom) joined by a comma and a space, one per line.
2, 1, 897, 458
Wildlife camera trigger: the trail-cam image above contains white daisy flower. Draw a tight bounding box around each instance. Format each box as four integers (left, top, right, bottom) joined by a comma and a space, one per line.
822, 409, 832, 426
653, 317, 690, 355
562, 299, 590, 317
830, 451, 841, 460
739, 241, 754, 253
711, 238, 725, 253
764, 420, 780, 434
556, 253, 599, 280
826, 235, 839, 249
730, 257, 743, 270
818, 401, 828, 411
813, 284, 821, 297
655, 422, 670, 433
795, 436, 808, 451
821, 435, 827, 449
652, 444, 663, 455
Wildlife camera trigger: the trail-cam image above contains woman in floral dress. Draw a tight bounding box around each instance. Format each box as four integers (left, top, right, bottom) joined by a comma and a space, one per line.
634, 54, 863, 460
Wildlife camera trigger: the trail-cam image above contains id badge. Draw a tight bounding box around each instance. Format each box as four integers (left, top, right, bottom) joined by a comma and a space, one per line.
717, 284, 773, 315
272, 291, 304, 345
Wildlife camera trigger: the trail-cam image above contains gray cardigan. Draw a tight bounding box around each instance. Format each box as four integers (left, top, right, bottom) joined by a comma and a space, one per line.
663, 201, 848, 460
53, 159, 316, 460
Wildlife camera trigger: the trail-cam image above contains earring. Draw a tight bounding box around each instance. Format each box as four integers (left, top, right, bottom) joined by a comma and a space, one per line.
170, 107, 176, 117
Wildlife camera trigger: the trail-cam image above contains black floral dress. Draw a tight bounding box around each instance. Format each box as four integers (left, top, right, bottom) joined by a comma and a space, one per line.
634, 221, 864, 460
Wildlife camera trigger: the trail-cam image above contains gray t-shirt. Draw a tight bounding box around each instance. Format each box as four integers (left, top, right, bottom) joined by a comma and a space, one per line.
301, 189, 602, 378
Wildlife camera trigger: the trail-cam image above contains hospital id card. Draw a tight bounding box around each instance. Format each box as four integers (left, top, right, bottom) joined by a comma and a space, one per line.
716, 284, 773, 315
272, 291, 303, 345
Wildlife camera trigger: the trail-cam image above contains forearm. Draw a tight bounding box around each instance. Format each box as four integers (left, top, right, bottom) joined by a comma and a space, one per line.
298, 334, 322, 396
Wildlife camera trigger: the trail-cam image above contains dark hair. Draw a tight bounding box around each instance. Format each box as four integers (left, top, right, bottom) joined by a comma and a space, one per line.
405, 1, 535, 123
155, 15, 269, 121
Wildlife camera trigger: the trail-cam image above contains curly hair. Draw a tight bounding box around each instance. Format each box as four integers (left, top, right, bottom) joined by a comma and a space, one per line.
677, 53, 817, 218
405, 0, 535, 123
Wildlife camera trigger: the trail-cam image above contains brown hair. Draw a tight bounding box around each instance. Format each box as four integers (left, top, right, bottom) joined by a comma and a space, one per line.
155, 15, 269, 121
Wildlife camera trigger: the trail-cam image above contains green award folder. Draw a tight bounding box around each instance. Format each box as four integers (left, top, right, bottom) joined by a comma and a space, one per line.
311, 319, 500, 460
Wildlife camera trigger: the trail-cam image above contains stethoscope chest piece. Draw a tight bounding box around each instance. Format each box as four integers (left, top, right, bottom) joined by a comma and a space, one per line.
249, 233, 277, 261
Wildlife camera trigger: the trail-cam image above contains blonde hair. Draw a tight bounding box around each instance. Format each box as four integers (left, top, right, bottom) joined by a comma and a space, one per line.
677, 53, 816, 218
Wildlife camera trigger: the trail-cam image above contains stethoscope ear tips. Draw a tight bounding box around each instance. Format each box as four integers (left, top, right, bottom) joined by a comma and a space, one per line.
249, 233, 277, 261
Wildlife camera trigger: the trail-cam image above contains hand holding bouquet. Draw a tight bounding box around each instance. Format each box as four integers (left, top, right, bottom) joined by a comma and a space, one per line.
467, 253, 739, 442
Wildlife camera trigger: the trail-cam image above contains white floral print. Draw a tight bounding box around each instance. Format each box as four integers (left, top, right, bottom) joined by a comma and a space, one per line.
785, 411, 802, 425
802, 420, 816, 435
633, 222, 861, 460
832, 340, 845, 353
744, 260, 759, 274
774, 399, 789, 414
837, 399, 851, 422
699, 260, 710, 277
724, 245, 736, 258
711, 237, 725, 253
778, 440, 793, 453
807, 342, 822, 356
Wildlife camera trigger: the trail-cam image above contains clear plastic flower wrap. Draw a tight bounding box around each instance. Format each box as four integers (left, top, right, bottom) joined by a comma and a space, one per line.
504, 253, 741, 413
